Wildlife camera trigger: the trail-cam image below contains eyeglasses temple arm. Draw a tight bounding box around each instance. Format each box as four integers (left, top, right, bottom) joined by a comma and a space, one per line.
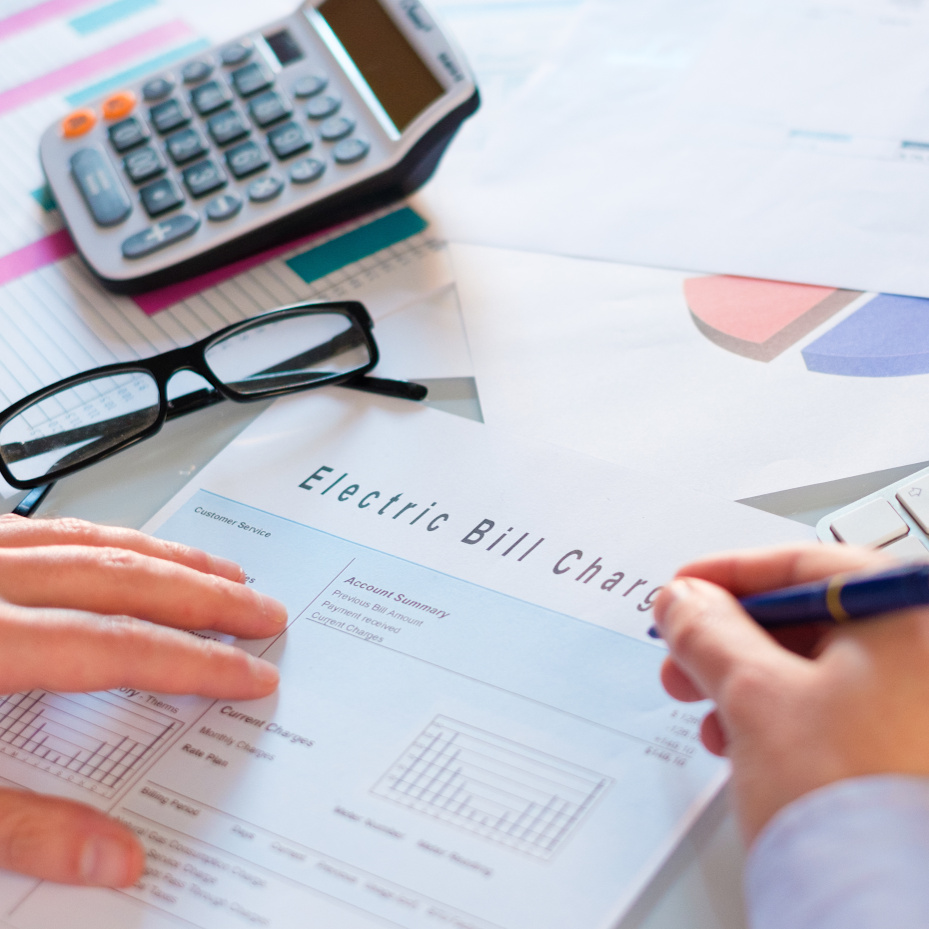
342, 375, 427, 401
12, 482, 53, 517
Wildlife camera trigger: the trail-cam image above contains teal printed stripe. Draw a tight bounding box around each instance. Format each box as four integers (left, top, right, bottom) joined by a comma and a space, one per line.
286, 208, 428, 284
65, 38, 209, 105
69, 0, 159, 35
31, 186, 57, 212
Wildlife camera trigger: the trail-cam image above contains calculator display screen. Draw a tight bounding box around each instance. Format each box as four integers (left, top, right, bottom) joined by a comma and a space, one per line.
318, 0, 444, 132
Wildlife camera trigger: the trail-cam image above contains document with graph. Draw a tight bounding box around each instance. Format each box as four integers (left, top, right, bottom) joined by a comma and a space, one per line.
0, 392, 811, 929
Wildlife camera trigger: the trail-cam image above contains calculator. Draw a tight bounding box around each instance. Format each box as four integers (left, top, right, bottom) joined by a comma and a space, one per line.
39, 0, 479, 293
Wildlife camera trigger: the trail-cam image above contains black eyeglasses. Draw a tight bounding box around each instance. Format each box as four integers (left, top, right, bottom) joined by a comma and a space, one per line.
0, 300, 424, 495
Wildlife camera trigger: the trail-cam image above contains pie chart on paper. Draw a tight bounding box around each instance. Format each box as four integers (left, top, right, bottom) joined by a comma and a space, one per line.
683, 276, 861, 362
801, 294, 929, 377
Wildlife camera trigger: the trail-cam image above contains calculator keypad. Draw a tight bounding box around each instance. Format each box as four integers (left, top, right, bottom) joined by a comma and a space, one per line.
74, 26, 374, 257
207, 109, 250, 146
140, 177, 184, 217
225, 140, 270, 179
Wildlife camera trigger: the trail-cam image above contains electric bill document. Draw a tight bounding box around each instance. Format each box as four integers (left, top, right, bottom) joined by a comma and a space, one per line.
0, 394, 811, 929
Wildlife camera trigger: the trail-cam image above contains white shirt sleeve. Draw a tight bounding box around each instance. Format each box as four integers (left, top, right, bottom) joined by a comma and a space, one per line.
745, 776, 929, 929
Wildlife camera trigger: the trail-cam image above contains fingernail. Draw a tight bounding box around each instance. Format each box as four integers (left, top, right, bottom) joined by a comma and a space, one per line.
211, 554, 245, 581
249, 656, 280, 689
259, 593, 288, 626
653, 578, 692, 630
80, 835, 132, 886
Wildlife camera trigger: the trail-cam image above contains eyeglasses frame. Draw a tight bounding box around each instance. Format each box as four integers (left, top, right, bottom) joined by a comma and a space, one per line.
0, 300, 383, 490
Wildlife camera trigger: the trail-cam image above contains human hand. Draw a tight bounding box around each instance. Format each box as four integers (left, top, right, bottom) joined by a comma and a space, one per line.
0, 514, 286, 887
653, 542, 929, 845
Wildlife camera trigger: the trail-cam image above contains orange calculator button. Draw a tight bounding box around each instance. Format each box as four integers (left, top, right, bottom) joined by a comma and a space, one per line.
101, 90, 136, 121
61, 108, 97, 138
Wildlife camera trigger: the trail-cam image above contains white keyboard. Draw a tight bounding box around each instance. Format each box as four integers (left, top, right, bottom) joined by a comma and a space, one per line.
816, 464, 929, 559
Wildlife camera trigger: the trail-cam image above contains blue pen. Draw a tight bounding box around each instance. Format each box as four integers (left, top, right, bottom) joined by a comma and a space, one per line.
648, 562, 929, 637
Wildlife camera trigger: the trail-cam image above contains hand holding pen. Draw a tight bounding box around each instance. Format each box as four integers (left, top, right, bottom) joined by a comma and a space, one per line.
653, 543, 929, 846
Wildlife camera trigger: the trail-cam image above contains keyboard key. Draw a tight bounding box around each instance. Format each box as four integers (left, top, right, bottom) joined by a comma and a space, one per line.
150, 98, 190, 134
205, 192, 242, 221
830, 499, 909, 547
101, 90, 135, 121
293, 75, 327, 98
140, 177, 184, 217
333, 138, 369, 164
182, 59, 213, 84
225, 140, 270, 178
267, 121, 310, 159
882, 534, 929, 562
305, 95, 340, 119
289, 157, 325, 183
123, 145, 165, 183
249, 91, 292, 127
220, 42, 252, 66
70, 148, 131, 227
247, 174, 283, 202
231, 62, 273, 97
182, 159, 226, 198
319, 116, 354, 141
207, 109, 250, 146
191, 80, 231, 116
897, 475, 929, 532
122, 213, 200, 259
166, 127, 208, 165
108, 117, 148, 152
142, 76, 174, 101
61, 108, 96, 138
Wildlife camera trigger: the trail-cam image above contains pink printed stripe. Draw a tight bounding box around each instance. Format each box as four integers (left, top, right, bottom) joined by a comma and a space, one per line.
0, 228, 76, 287
133, 224, 341, 315
0, 19, 193, 116
0, 0, 99, 41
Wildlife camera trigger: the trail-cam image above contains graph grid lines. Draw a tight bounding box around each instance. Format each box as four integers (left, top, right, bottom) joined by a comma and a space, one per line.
0, 690, 182, 797
373, 717, 611, 859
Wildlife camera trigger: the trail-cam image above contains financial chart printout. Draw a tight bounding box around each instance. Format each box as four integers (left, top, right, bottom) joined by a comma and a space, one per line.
0, 395, 811, 929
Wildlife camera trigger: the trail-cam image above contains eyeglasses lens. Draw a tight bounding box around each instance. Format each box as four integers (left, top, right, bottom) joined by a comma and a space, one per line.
0, 371, 160, 484
203, 310, 372, 396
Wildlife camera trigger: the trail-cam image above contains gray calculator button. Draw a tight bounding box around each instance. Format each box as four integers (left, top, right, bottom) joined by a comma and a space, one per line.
190, 80, 231, 116
225, 140, 270, 178
122, 212, 200, 259
293, 75, 327, 98
249, 91, 291, 128
140, 177, 184, 217
267, 121, 310, 159
150, 98, 190, 134
247, 174, 283, 203
182, 159, 226, 198
231, 62, 273, 98
305, 95, 340, 119
123, 145, 165, 183
108, 117, 148, 152
332, 138, 369, 164
220, 42, 252, 66
289, 157, 325, 184
207, 109, 250, 146
70, 148, 131, 227
182, 59, 213, 84
166, 127, 207, 165
205, 192, 242, 221
142, 76, 174, 101
319, 116, 354, 142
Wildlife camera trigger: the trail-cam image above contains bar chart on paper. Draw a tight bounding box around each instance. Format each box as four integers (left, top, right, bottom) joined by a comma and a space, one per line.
374, 716, 611, 859
0, 690, 182, 798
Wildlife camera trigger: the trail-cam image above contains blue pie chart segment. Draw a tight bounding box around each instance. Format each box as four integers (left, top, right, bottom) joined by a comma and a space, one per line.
802, 294, 929, 377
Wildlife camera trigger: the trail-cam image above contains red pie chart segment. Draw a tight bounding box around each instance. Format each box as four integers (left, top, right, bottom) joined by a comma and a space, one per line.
801, 294, 929, 377
684, 276, 861, 362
